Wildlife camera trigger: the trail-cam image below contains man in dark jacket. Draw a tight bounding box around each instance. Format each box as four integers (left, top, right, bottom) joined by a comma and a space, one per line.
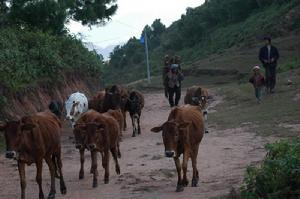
259, 37, 279, 93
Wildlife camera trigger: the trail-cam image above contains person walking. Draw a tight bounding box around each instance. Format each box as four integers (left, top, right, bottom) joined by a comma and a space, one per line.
249, 66, 265, 104
259, 37, 279, 93
162, 55, 171, 98
166, 64, 184, 107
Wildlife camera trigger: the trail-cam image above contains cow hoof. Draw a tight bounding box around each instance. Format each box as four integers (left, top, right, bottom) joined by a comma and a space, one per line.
39, 192, 44, 199
79, 172, 84, 180
132, 134, 136, 137
47, 192, 55, 199
104, 179, 109, 184
60, 187, 67, 195
191, 178, 198, 187
116, 166, 121, 175
176, 185, 184, 192
93, 180, 98, 188
118, 152, 121, 159
182, 179, 189, 187
205, 130, 209, 134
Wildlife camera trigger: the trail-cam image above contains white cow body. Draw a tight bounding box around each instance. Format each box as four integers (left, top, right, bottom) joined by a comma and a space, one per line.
65, 92, 88, 127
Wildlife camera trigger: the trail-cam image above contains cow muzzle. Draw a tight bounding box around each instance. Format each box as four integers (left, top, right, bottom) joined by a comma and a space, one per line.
165, 150, 175, 158
88, 144, 96, 150
75, 143, 84, 150
5, 151, 17, 159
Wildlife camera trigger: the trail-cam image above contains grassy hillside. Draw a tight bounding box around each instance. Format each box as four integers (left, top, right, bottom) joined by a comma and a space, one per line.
104, 0, 300, 84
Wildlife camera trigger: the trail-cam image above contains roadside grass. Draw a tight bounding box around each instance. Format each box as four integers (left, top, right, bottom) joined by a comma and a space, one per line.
209, 68, 300, 137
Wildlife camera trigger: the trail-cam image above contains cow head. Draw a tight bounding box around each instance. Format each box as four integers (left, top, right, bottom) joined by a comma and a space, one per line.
151, 121, 190, 158
65, 101, 81, 122
103, 85, 123, 110
0, 120, 36, 160
85, 122, 105, 151
191, 88, 207, 108
73, 123, 87, 150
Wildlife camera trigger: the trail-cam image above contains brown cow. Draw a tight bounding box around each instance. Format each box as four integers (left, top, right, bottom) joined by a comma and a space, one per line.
151, 105, 204, 192
75, 110, 121, 187
106, 109, 124, 138
88, 91, 105, 112
102, 85, 129, 130
184, 86, 209, 133
125, 90, 144, 137
0, 111, 67, 199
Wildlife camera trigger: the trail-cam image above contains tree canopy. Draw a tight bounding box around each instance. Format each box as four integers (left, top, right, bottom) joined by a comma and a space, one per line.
0, 0, 118, 34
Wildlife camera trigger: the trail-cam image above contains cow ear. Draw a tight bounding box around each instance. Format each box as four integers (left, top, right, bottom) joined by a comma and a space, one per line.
21, 123, 36, 131
0, 121, 7, 131
151, 125, 163, 133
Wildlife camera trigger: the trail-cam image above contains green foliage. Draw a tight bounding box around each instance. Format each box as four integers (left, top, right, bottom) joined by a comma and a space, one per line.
241, 139, 300, 199
106, 0, 300, 84
0, 27, 104, 91
278, 57, 300, 72
1, 0, 118, 34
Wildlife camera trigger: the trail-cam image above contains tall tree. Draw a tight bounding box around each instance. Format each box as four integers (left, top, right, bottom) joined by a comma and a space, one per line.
2, 0, 118, 34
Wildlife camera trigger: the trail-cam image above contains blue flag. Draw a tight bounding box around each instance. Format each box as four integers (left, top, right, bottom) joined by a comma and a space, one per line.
140, 36, 145, 44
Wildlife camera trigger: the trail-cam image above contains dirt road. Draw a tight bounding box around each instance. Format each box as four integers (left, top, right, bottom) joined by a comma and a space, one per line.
0, 90, 271, 199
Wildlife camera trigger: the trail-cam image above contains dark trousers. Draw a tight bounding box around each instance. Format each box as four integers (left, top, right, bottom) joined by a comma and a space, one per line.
168, 86, 181, 107
264, 64, 277, 90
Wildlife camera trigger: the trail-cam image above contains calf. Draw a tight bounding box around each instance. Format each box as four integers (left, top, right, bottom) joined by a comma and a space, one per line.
151, 105, 204, 192
88, 91, 105, 112
65, 92, 88, 127
125, 90, 144, 137
75, 110, 121, 187
0, 111, 67, 199
102, 85, 129, 130
184, 86, 209, 133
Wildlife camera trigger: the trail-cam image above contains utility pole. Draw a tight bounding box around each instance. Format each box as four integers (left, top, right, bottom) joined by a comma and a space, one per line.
144, 31, 151, 84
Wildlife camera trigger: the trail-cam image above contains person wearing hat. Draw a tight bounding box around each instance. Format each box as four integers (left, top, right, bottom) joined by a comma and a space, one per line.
258, 37, 279, 93
249, 65, 265, 103
166, 63, 184, 107
162, 55, 171, 98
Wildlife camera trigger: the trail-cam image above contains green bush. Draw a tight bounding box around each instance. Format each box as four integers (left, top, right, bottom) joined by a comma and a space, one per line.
241, 139, 300, 199
0, 27, 104, 91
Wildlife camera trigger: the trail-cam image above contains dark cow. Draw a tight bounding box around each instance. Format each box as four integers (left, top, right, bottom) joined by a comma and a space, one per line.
184, 86, 209, 133
151, 105, 204, 192
48, 100, 64, 119
102, 85, 129, 130
0, 111, 67, 199
125, 90, 144, 137
88, 91, 105, 112
75, 110, 121, 187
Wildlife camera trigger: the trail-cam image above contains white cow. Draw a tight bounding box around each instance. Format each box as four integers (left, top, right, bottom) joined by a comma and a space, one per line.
65, 92, 88, 127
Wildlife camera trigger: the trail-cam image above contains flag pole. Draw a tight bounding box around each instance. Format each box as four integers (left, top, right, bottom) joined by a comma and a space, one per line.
144, 31, 151, 84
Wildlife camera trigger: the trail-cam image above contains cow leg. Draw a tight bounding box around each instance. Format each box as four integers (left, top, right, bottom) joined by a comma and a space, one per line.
191, 146, 200, 187
55, 153, 67, 195
174, 157, 184, 192
36, 160, 44, 199
122, 111, 127, 130
45, 157, 56, 199
182, 150, 190, 187
102, 151, 110, 184
137, 115, 141, 135
79, 149, 85, 179
131, 115, 136, 137
18, 161, 26, 199
110, 147, 121, 175
117, 142, 121, 158
91, 151, 98, 188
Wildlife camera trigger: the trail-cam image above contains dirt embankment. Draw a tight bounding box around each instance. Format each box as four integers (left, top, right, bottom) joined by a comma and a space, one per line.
0, 73, 102, 119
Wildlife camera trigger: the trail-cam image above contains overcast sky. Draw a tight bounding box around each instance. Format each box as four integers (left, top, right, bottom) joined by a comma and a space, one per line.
67, 0, 204, 48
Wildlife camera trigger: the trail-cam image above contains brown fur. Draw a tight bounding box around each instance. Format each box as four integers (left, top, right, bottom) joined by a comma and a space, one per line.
184, 86, 209, 110
88, 91, 105, 112
0, 111, 66, 199
75, 110, 121, 187
151, 105, 204, 192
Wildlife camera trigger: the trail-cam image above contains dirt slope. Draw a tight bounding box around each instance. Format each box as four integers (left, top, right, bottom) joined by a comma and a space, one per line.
0, 89, 274, 199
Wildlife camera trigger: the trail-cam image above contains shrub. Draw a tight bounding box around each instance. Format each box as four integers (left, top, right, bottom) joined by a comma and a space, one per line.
241, 139, 300, 199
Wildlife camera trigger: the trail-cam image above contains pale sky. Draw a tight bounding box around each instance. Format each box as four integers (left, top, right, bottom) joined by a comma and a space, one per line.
67, 0, 204, 48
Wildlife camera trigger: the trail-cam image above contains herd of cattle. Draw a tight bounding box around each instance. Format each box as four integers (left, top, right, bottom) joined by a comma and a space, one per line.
0, 84, 209, 199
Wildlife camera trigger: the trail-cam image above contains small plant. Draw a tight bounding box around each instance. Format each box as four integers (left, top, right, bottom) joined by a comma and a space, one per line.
241, 139, 300, 199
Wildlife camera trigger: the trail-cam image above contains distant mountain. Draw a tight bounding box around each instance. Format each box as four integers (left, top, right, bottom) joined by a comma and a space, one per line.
83, 42, 125, 60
